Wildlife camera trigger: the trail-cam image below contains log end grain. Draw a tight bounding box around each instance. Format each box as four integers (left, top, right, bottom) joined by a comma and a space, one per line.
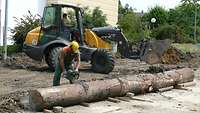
29, 90, 44, 111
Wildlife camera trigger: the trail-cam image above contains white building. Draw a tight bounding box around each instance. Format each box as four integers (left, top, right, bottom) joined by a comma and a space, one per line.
48, 0, 118, 26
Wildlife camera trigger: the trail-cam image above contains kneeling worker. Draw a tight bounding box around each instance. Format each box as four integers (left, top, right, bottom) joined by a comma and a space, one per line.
53, 41, 80, 86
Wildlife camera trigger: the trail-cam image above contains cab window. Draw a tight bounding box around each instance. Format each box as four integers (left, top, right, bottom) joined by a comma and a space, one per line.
43, 7, 56, 27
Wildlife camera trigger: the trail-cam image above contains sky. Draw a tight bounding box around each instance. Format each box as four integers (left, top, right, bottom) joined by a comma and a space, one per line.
7, 0, 46, 27
0, 0, 46, 45
120, 0, 182, 12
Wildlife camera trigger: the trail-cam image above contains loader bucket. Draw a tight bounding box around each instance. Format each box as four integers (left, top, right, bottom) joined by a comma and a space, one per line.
140, 39, 172, 64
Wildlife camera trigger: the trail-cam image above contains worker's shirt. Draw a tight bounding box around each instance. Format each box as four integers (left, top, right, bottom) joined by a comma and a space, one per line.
62, 47, 79, 66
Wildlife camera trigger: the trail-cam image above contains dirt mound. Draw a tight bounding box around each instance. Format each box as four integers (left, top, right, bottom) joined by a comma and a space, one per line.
0, 91, 27, 113
1, 52, 198, 72
160, 47, 194, 65
0, 53, 49, 71
0, 52, 193, 74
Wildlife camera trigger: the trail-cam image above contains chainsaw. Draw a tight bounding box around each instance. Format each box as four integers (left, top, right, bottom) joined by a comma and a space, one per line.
63, 69, 79, 84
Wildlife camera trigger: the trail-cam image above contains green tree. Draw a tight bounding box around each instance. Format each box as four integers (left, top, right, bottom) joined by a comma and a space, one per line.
143, 6, 168, 29
118, 1, 145, 42
118, 0, 125, 18
10, 11, 40, 51
118, 12, 144, 42
118, 0, 134, 19
83, 7, 108, 28
168, 0, 200, 42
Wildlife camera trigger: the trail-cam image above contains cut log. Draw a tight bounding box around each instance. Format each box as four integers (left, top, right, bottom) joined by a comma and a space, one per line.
29, 68, 194, 111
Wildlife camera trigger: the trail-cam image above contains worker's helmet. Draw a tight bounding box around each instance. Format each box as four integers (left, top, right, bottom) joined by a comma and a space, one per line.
70, 41, 79, 53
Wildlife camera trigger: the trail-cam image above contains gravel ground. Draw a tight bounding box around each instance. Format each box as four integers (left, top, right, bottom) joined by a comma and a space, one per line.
0, 52, 199, 113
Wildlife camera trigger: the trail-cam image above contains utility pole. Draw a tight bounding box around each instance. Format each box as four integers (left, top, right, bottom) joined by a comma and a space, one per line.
0, 0, 2, 47
194, 0, 197, 43
3, 0, 8, 60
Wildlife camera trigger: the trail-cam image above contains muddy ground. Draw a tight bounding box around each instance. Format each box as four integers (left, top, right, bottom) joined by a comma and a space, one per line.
0, 53, 200, 113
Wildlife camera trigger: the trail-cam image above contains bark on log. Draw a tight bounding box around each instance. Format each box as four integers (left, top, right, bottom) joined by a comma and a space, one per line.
29, 68, 194, 111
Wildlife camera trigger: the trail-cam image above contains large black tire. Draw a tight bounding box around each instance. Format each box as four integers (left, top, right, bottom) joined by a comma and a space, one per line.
91, 49, 114, 74
46, 47, 62, 71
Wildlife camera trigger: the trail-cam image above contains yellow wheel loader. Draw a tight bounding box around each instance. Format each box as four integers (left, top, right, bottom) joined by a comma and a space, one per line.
24, 4, 183, 66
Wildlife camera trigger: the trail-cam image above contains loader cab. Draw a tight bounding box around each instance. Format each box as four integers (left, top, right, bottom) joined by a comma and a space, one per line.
40, 4, 84, 45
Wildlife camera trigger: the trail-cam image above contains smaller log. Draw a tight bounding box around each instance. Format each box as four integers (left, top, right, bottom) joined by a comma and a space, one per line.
129, 97, 153, 103
126, 92, 135, 97
115, 97, 130, 102
80, 102, 90, 107
43, 109, 53, 113
174, 87, 192, 91
107, 97, 121, 103
53, 106, 63, 113
158, 86, 174, 92
176, 82, 196, 87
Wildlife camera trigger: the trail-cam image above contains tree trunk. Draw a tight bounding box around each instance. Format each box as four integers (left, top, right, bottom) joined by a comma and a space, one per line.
29, 68, 194, 111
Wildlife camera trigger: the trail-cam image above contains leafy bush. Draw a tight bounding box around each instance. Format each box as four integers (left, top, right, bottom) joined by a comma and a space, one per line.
167, 1, 200, 43
151, 24, 194, 43
10, 11, 40, 51
0, 45, 20, 55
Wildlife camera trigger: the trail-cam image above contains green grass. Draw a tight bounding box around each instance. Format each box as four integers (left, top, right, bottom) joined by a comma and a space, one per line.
173, 43, 200, 53
0, 45, 21, 55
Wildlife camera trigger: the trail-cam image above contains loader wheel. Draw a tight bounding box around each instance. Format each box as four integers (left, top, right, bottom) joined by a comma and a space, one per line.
46, 47, 62, 71
91, 49, 114, 74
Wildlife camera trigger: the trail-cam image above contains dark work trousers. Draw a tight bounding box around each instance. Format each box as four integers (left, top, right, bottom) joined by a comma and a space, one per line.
53, 62, 72, 86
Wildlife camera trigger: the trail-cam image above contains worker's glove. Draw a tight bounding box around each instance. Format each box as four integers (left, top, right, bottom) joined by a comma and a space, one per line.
64, 69, 79, 84
62, 70, 68, 77
74, 69, 79, 73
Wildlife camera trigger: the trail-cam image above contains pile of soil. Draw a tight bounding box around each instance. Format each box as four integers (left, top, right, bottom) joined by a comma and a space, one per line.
1, 52, 198, 72
0, 91, 27, 113
0, 53, 49, 71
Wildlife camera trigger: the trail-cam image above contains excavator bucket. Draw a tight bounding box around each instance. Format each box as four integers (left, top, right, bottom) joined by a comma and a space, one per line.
140, 39, 172, 64
83, 26, 186, 65
139, 39, 186, 64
